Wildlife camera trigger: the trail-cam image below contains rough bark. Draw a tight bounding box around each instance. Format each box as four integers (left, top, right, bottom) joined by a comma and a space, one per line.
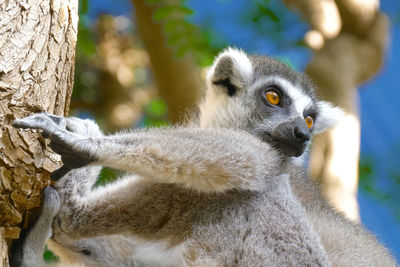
283, 0, 388, 221
132, 0, 203, 123
0, 0, 78, 265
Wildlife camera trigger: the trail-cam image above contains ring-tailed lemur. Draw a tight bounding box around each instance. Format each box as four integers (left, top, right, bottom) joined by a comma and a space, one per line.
11, 48, 397, 266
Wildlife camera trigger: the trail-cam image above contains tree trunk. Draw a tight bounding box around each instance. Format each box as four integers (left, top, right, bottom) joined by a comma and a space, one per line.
132, 0, 203, 124
283, 0, 388, 221
0, 0, 78, 265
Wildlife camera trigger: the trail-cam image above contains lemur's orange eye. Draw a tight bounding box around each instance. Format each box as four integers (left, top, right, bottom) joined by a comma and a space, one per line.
305, 116, 314, 129
265, 90, 280, 105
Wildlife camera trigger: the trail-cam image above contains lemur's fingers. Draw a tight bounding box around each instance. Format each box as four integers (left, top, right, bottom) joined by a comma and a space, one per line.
13, 113, 62, 136
51, 165, 71, 181
42, 187, 61, 215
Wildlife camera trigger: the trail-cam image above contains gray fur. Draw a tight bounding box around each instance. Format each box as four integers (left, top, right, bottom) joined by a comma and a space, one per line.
10, 187, 60, 267
13, 114, 330, 266
290, 168, 398, 267
11, 48, 397, 266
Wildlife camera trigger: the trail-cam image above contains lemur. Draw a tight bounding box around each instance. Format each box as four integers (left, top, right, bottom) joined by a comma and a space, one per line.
11, 48, 397, 266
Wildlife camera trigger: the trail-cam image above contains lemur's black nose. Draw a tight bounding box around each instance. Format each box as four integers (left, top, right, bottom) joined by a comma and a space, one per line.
294, 126, 310, 143
269, 117, 311, 157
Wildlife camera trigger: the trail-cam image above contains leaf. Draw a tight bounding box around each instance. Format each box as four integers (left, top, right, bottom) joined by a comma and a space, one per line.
153, 5, 193, 22
79, 0, 89, 15
95, 168, 121, 187
145, 0, 163, 4
43, 246, 59, 263
76, 19, 96, 57
145, 99, 168, 117
257, 4, 280, 22
163, 19, 193, 34
143, 117, 169, 128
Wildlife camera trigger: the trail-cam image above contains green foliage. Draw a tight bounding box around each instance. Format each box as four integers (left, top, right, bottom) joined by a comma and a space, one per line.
359, 156, 400, 221
359, 157, 391, 201
143, 98, 169, 127
243, 0, 306, 50
146, 0, 226, 66
145, 98, 167, 117
153, 5, 193, 21
253, 2, 279, 23
73, 0, 97, 106
145, 0, 163, 4
76, 19, 96, 58
77, 0, 96, 57
95, 167, 122, 187
80, 0, 89, 15
43, 246, 59, 263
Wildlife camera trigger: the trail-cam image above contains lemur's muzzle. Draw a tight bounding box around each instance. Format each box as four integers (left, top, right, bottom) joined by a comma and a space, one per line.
270, 117, 310, 157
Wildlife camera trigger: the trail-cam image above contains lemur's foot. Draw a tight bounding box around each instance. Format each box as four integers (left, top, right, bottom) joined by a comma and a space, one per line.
42, 186, 61, 216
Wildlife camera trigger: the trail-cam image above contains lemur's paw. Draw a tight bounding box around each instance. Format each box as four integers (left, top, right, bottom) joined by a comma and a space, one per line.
42, 187, 61, 216
14, 113, 97, 180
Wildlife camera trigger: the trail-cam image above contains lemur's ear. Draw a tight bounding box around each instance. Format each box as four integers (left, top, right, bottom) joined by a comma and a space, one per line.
207, 47, 253, 96
313, 101, 345, 134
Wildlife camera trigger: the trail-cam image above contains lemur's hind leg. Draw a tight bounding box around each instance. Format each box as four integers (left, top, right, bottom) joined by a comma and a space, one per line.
10, 187, 60, 267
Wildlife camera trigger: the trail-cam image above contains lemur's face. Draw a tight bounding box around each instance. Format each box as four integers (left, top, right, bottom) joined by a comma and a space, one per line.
202, 48, 343, 157
249, 75, 317, 157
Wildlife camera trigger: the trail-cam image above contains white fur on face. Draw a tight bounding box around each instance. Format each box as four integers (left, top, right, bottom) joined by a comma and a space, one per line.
313, 101, 344, 134
250, 76, 343, 133
249, 76, 313, 117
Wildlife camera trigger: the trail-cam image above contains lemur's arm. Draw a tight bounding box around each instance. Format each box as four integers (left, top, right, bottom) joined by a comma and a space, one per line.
12, 113, 272, 239
10, 187, 60, 267
13, 113, 273, 193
